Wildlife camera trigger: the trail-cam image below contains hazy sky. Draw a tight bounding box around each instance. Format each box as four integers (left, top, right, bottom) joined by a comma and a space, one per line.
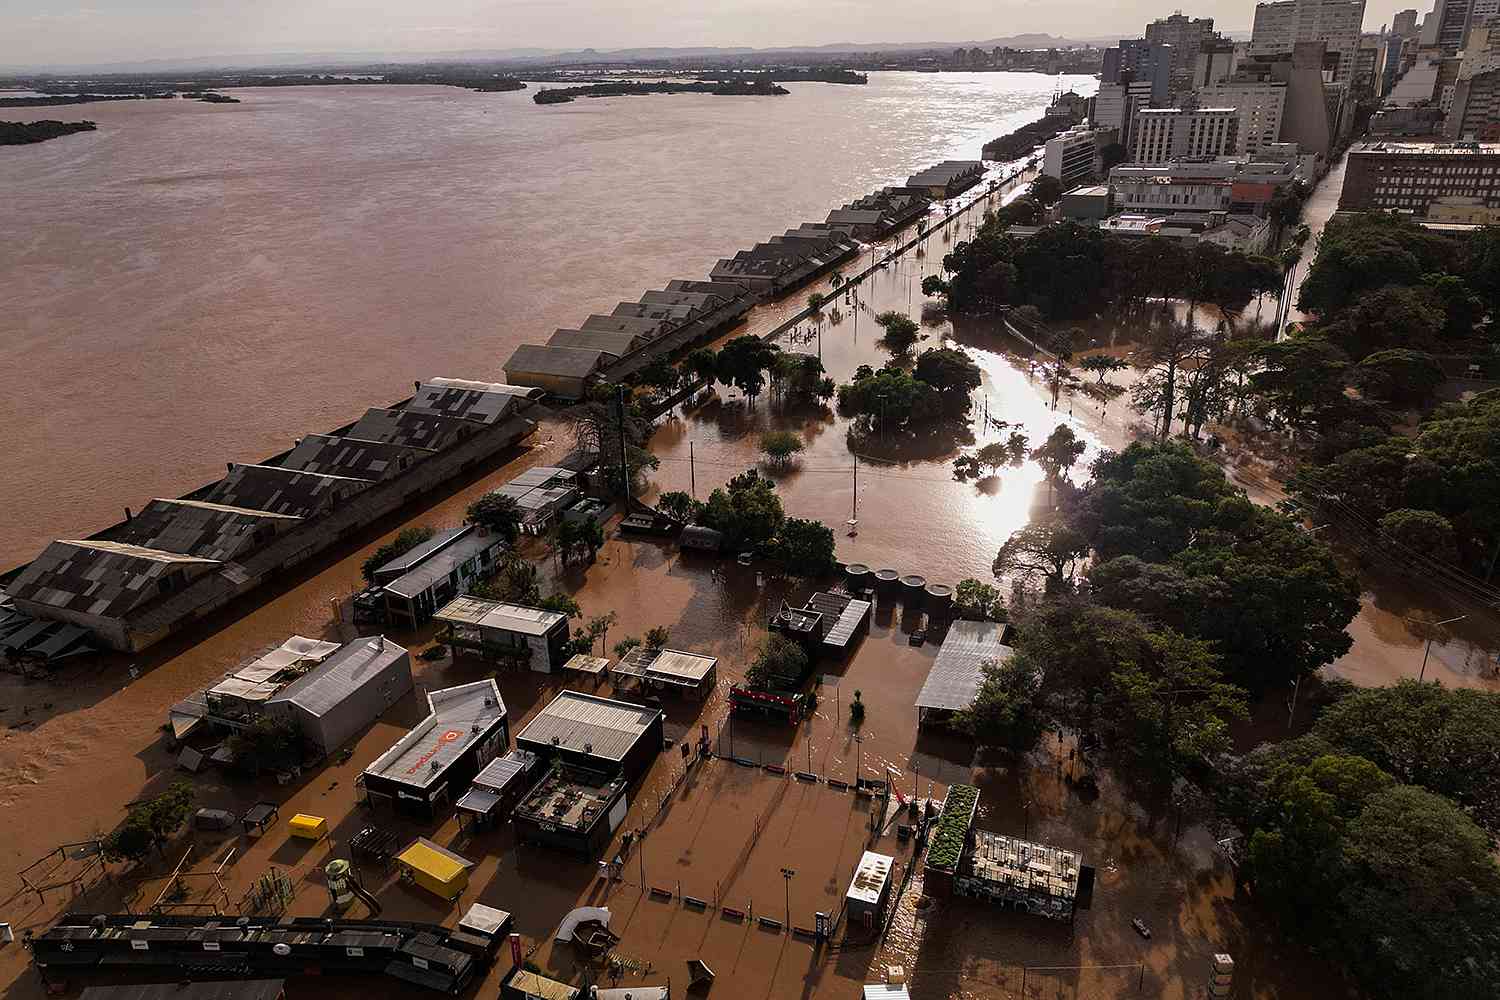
2, 0, 1424, 68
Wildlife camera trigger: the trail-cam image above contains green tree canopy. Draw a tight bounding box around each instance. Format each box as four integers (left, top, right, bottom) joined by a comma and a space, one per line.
467, 494, 522, 543
912, 347, 982, 416
1352, 348, 1446, 406
874, 311, 921, 354
768, 517, 837, 576
759, 430, 805, 467
698, 469, 785, 551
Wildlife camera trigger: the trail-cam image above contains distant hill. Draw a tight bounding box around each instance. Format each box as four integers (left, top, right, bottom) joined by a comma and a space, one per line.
2, 34, 1099, 75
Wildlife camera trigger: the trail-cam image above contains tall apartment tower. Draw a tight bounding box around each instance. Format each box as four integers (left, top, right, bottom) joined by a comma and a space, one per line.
1251, 0, 1368, 83
1392, 7, 1421, 34
1145, 13, 1219, 94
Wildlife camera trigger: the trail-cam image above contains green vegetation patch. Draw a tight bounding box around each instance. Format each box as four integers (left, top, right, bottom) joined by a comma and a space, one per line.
927, 783, 979, 872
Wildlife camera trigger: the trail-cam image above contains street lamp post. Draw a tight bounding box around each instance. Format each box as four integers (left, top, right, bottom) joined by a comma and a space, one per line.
780, 867, 796, 929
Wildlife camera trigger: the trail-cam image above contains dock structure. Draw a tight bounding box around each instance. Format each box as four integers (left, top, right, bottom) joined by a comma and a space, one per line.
29, 912, 506, 994
3, 378, 538, 656
360, 679, 508, 817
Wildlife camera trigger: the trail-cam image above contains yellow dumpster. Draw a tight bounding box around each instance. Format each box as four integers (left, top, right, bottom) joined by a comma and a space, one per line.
396, 837, 473, 902
288, 814, 329, 841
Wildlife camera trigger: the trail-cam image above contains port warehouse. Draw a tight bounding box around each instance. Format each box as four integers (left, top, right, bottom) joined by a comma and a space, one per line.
512, 691, 665, 855
500, 170, 985, 401
28, 911, 506, 994
168, 634, 414, 758
0, 377, 541, 656
360, 678, 509, 817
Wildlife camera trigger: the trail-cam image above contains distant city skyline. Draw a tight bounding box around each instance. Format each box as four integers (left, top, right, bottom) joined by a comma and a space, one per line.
2, 0, 1424, 71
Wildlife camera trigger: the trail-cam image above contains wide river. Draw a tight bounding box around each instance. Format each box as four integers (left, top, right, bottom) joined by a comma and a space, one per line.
0, 71, 1093, 571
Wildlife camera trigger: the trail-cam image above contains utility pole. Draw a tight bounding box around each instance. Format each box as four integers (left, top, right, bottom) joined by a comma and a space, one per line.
1416, 615, 1467, 681
614, 383, 631, 506
689, 440, 696, 498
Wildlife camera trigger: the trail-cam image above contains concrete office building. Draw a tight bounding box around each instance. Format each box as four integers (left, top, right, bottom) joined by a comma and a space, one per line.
1340, 139, 1500, 215
1094, 78, 1159, 151
1043, 123, 1107, 187
1131, 106, 1240, 162
1145, 13, 1220, 94
1394, 7, 1421, 34
1251, 0, 1367, 83
1197, 78, 1289, 152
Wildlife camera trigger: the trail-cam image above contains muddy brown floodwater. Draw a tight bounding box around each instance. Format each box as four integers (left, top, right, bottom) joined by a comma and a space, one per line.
0, 73, 1483, 1000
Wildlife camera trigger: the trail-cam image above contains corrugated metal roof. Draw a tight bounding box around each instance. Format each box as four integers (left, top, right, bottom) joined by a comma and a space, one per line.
471, 749, 538, 793
618, 647, 716, 685
203, 464, 372, 518
516, 690, 661, 762
407, 380, 524, 425
375, 527, 469, 576
7, 539, 221, 620
280, 433, 433, 481
915, 621, 1014, 712
267, 635, 409, 717
433, 596, 566, 636
380, 529, 499, 600
504, 344, 616, 379
863, 985, 911, 1000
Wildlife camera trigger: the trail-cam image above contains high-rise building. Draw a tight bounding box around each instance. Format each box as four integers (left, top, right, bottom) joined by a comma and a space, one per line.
1094, 76, 1160, 150
1393, 7, 1421, 34
1251, 0, 1368, 83
1197, 77, 1290, 153
1131, 105, 1241, 162
1145, 13, 1219, 94
1447, 20, 1500, 135
1418, 0, 1486, 55
1354, 32, 1386, 94
1104, 39, 1174, 102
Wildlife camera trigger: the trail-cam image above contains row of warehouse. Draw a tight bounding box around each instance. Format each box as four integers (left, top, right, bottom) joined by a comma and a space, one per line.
1, 377, 543, 658
499, 165, 993, 401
